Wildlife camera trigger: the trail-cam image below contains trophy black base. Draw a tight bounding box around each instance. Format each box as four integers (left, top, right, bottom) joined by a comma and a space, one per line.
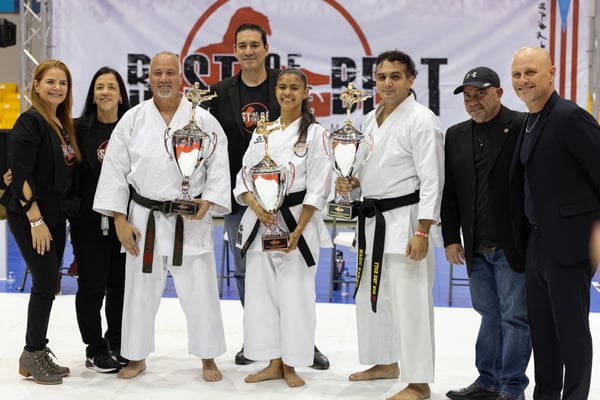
169, 200, 198, 216
262, 233, 290, 251
327, 201, 358, 220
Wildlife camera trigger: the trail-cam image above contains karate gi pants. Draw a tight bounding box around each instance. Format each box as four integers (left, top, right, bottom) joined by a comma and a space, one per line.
121, 253, 226, 361
243, 250, 317, 367
355, 251, 435, 383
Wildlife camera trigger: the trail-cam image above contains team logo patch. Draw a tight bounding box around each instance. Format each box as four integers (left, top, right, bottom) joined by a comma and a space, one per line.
292, 140, 309, 157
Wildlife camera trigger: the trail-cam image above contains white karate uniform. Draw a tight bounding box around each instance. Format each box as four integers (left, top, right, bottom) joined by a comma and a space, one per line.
354, 93, 444, 382
232, 118, 332, 366
93, 96, 230, 360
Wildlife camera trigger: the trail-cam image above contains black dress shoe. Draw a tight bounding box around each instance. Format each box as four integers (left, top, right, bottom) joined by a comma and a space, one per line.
234, 346, 255, 365
310, 346, 330, 370
446, 382, 499, 400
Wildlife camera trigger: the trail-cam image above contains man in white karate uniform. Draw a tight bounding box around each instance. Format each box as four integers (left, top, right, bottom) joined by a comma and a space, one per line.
337, 50, 444, 400
93, 52, 230, 381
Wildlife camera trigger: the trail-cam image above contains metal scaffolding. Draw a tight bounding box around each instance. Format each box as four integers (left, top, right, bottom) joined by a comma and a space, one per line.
19, 0, 52, 112
590, 0, 600, 119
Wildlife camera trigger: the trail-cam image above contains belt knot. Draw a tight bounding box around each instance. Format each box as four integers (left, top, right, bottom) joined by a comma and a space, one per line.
358, 198, 377, 218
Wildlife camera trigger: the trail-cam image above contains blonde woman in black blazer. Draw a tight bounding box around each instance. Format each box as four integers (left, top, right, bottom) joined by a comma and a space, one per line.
5, 59, 81, 385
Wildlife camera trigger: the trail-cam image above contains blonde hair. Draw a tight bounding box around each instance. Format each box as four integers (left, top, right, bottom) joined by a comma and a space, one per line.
30, 59, 81, 161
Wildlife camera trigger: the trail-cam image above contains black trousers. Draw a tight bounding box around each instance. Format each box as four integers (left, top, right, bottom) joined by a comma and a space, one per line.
70, 212, 125, 358
526, 227, 593, 400
7, 210, 66, 352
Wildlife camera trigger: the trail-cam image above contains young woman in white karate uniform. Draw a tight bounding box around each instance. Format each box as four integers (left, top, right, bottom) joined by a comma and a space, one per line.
233, 68, 332, 387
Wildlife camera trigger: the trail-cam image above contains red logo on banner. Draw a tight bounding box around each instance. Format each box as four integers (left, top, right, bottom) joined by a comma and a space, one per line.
179, 0, 373, 117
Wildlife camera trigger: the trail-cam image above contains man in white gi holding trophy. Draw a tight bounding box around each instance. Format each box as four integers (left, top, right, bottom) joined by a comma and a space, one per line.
336, 50, 444, 400
94, 52, 230, 381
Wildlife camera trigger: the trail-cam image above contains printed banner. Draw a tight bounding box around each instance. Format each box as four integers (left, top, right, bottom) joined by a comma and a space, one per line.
52, 0, 590, 130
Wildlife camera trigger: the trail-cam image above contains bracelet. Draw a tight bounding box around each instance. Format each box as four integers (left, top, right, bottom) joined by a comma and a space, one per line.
415, 230, 429, 238
29, 217, 44, 227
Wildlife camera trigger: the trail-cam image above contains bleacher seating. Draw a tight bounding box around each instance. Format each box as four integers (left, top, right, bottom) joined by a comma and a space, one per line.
0, 82, 17, 93
0, 82, 20, 129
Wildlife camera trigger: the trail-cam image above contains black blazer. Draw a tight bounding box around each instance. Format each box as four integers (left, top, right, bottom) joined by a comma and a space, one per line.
442, 105, 526, 274
206, 68, 281, 213
5, 108, 78, 226
510, 92, 600, 266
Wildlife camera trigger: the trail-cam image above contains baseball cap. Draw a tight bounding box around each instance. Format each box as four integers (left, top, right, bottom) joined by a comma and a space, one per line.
453, 66, 501, 94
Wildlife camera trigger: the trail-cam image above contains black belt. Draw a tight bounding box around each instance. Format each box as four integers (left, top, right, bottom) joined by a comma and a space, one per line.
240, 190, 315, 267
130, 189, 200, 273
355, 191, 420, 312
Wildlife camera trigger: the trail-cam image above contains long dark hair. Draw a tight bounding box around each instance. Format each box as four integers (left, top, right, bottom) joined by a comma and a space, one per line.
277, 68, 315, 143
80, 66, 130, 120
30, 59, 81, 161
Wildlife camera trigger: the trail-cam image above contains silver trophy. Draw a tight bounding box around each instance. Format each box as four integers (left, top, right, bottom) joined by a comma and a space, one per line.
243, 115, 295, 251
324, 83, 372, 219
169, 82, 217, 216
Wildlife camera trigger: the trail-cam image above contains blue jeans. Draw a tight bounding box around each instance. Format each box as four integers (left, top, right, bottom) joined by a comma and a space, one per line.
224, 207, 247, 306
470, 248, 532, 400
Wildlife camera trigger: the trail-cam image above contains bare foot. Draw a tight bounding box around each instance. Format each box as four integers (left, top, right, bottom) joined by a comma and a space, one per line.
117, 359, 146, 379
282, 364, 305, 387
245, 359, 284, 383
348, 363, 399, 381
386, 383, 431, 400
201, 358, 222, 382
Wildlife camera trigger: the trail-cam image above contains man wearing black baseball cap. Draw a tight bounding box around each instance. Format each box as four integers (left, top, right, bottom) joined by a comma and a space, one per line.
442, 66, 531, 400
453, 66, 501, 94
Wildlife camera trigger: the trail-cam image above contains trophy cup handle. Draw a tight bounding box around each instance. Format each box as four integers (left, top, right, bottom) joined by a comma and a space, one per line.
241, 166, 252, 194
203, 131, 218, 161
362, 132, 375, 164
286, 162, 296, 195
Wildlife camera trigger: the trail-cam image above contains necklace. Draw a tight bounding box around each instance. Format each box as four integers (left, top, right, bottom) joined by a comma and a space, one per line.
525, 113, 540, 133
475, 135, 484, 153
473, 118, 495, 153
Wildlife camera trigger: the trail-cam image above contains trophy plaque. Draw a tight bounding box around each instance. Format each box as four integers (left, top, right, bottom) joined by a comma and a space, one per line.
169, 82, 217, 216
243, 116, 295, 251
324, 83, 372, 219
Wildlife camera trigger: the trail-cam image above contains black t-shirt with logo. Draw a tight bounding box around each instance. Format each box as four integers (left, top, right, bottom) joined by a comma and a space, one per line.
73, 118, 115, 217
239, 78, 271, 141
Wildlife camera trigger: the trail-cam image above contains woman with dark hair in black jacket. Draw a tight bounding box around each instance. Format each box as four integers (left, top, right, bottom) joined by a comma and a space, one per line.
70, 66, 130, 373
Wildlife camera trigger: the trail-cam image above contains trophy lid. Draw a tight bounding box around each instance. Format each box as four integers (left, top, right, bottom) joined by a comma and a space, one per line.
330, 121, 364, 141
173, 120, 207, 138
251, 157, 286, 173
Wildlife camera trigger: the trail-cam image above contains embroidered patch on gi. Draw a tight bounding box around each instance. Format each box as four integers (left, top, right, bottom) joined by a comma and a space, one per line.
292, 140, 309, 157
